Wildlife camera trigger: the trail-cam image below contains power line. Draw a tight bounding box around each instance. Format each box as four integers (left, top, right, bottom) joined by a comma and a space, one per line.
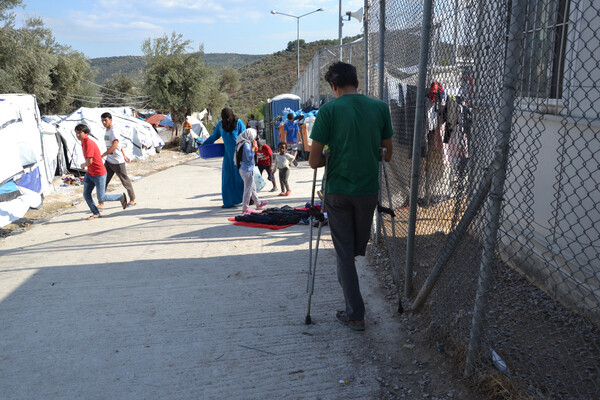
82, 78, 151, 100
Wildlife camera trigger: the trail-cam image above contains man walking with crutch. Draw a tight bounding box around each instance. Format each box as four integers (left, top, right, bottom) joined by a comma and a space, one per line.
309, 61, 393, 331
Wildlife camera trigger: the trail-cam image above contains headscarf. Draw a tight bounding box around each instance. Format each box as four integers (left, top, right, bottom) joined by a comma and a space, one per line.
221, 107, 238, 133
233, 128, 257, 166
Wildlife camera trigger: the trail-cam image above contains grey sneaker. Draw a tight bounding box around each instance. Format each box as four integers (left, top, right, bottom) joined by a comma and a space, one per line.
293, 159, 298, 166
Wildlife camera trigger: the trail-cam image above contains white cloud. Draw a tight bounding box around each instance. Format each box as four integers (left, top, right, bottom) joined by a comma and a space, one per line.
149, 0, 225, 12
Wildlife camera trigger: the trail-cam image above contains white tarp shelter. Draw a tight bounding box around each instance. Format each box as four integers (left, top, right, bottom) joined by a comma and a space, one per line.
0, 94, 59, 228
186, 115, 209, 141
56, 107, 164, 171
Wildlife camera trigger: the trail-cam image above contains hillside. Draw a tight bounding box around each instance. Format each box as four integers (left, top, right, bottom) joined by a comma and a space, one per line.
90, 37, 362, 117
228, 38, 360, 117
90, 53, 265, 84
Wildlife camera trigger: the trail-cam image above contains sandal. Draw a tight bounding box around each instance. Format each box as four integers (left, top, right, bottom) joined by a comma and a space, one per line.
127, 202, 137, 207
336, 311, 365, 331
120, 193, 128, 209
97, 203, 105, 210
86, 214, 101, 220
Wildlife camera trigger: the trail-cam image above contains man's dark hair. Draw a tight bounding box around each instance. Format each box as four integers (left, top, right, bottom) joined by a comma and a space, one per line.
74, 124, 90, 134
324, 61, 359, 88
100, 112, 112, 119
287, 113, 294, 120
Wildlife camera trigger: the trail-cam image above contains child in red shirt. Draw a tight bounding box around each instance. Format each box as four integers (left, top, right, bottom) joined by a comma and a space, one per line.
256, 139, 277, 192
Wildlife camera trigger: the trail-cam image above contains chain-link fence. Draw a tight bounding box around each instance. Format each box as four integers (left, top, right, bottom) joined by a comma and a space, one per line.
291, 40, 366, 108
293, 0, 599, 398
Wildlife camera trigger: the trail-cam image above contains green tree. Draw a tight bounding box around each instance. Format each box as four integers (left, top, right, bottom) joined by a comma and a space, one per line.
247, 102, 265, 122
44, 47, 95, 114
99, 74, 136, 107
218, 66, 240, 95
0, 6, 93, 114
0, 17, 57, 104
141, 32, 213, 137
203, 66, 241, 119
0, 0, 21, 20
286, 39, 306, 51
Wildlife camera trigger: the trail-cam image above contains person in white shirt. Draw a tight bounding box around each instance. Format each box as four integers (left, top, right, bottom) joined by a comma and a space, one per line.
273, 142, 295, 196
98, 112, 136, 208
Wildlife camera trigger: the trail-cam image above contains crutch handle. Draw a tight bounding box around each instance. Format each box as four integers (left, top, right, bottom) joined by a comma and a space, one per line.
377, 204, 396, 218
379, 147, 387, 161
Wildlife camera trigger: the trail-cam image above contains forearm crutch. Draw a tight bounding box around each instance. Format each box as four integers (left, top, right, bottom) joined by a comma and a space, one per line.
378, 147, 404, 314
305, 149, 329, 325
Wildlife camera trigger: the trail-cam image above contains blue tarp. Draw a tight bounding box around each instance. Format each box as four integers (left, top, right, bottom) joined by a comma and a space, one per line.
0, 180, 21, 202
160, 115, 174, 127
16, 166, 42, 193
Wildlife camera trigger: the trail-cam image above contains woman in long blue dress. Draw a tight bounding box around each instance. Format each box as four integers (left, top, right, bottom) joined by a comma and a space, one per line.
203, 108, 245, 208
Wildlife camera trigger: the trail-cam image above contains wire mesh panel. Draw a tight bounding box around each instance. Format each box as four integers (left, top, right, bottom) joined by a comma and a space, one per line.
373, 0, 600, 397
291, 41, 366, 106
291, 0, 599, 397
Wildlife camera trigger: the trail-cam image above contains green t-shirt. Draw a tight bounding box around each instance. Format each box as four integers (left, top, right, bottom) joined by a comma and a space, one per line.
310, 94, 394, 196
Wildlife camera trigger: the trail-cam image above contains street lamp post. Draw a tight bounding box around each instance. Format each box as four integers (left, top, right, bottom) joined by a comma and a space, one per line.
271, 8, 325, 81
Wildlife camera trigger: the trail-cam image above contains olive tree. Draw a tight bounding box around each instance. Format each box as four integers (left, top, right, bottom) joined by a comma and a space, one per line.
0, 6, 93, 114
142, 32, 214, 137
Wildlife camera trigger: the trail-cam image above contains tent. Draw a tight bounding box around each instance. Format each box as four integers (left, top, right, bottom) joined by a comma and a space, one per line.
56, 107, 165, 170
186, 115, 210, 141
145, 113, 166, 126
0, 94, 59, 228
145, 113, 173, 128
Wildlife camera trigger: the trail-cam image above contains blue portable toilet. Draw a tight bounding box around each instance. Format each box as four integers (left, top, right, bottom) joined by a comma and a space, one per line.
264, 93, 301, 150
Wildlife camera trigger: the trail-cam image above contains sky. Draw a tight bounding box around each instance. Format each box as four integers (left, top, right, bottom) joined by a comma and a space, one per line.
14, 0, 366, 59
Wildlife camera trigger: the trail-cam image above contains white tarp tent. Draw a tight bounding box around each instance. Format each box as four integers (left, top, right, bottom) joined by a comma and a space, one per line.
56, 107, 164, 171
0, 94, 59, 228
186, 115, 209, 141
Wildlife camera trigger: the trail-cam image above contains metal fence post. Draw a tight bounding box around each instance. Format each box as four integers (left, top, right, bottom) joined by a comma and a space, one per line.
317, 49, 321, 106
464, 0, 527, 377
364, 0, 369, 96
375, 0, 386, 244
404, 0, 434, 298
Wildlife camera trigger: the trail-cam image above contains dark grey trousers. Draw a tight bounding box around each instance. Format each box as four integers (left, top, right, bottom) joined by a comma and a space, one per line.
278, 167, 290, 192
325, 192, 378, 321
104, 161, 135, 201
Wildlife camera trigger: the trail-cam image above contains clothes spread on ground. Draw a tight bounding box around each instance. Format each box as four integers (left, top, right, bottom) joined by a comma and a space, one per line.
234, 206, 309, 226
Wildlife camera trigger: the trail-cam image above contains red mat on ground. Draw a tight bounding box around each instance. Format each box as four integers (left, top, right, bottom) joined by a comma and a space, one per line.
228, 217, 293, 230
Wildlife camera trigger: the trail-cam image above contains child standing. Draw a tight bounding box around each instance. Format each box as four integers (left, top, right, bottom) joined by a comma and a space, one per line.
256, 139, 278, 192
234, 128, 268, 214
273, 142, 295, 196
283, 112, 301, 166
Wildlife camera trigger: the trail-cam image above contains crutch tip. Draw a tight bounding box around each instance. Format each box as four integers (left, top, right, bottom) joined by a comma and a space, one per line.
305, 315, 312, 325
